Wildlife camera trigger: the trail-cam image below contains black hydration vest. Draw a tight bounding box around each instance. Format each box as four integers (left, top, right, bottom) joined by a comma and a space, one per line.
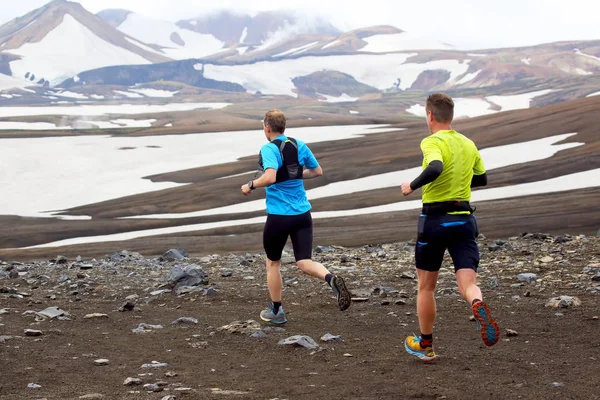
258, 137, 303, 183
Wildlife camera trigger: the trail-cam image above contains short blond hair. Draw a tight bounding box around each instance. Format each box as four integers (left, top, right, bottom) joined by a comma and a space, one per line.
426, 93, 454, 123
264, 109, 286, 133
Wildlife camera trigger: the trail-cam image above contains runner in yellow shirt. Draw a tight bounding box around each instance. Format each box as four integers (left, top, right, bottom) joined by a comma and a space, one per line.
400, 93, 500, 362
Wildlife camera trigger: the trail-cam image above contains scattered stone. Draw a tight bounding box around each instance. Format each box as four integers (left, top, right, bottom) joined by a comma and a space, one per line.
278, 335, 319, 350
55, 255, 68, 264
150, 289, 171, 296
9, 269, 18, 279
93, 359, 109, 366
540, 256, 554, 263
517, 273, 538, 284
394, 299, 406, 305
172, 317, 199, 325
0, 308, 9, 314
160, 248, 189, 262
0, 335, 12, 343
164, 372, 178, 377
221, 269, 233, 277
27, 383, 41, 389
84, 313, 108, 319
167, 265, 208, 291
488, 243, 502, 252
545, 296, 582, 309
79, 394, 104, 399
24, 329, 43, 337
351, 297, 369, 302
141, 361, 169, 369
218, 320, 261, 335
469, 315, 476, 321
506, 329, 519, 337
132, 323, 164, 333
143, 383, 163, 392
250, 331, 266, 338
119, 301, 135, 312
592, 272, 600, 282
321, 333, 344, 342
550, 382, 564, 388
160, 396, 176, 400
401, 272, 416, 280
592, 316, 599, 320
343, 353, 353, 357
263, 326, 285, 333
123, 377, 143, 386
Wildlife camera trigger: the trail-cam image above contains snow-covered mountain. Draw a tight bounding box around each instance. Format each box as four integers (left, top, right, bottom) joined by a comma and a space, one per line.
0, 0, 599, 105
0, 0, 170, 86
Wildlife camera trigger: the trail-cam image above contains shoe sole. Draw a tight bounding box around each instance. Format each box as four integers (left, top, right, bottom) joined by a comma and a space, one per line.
332, 276, 352, 311
473, 301, 499, 347
259, 313, 287, 325
404, 340, 437, 363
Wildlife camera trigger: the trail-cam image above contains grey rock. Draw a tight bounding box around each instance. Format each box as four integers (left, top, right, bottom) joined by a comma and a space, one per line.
27, 383, 41, 389
93, 359, 109, 366
401, 272, 416, 280
315, 245, 334, 253
550, 382, 564, 388
517, 273, 538, 283
132, 323, 164, 333
488, 243, 502, 252
218, 320, 261, 335
506, 329, 518, 337
79, 394, 104, 399
150, 289, 171, 296
37, 306, 68, 319
24, 329, 43, 336
161, 396, 177, 400
545, 296, 582, 308
160, 248, 189, 262
58, 275, 69, 283
143, 383, 163, 392
141, 361, 169, 368
55, 255, 68, 264
278, 335, 319, 350
221, 269, 233, 277
0, 335, 13, 342
9, 269, 18, 279
592, 272, 600, 282
124, 377, 143, 386
395, 299, 407, 305
204, 287, 217, 296
119, 301, 135, 312
167, 265, 208, 290
250, 331, 266, 338
320, 333, 344, 342
171, 317, 198, 325
240, 260, 251, 267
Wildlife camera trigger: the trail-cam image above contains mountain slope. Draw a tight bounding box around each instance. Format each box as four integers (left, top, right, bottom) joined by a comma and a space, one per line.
0, 0, 171, 85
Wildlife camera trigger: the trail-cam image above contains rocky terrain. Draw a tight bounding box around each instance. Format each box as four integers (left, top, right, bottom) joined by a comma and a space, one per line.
0, 232, 598, 399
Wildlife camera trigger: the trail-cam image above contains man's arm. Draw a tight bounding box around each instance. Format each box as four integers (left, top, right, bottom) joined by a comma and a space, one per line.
471, 172, 487, 187
410, 160, 443, 190
303, 165, 323, 179
471, 148, 487, 188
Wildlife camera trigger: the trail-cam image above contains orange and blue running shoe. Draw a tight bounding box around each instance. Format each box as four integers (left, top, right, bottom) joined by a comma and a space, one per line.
472, 300, 500, 346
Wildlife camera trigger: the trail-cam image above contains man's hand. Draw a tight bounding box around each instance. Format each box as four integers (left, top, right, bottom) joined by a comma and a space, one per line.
241, 184, 252, 196
401, 182, 414, 196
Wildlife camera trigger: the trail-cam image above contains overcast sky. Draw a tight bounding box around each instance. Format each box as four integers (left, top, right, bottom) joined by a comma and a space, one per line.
1, 0, 598, 49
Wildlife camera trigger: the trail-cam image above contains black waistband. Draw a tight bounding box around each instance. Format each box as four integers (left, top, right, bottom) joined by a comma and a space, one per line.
422, 201, 475, 215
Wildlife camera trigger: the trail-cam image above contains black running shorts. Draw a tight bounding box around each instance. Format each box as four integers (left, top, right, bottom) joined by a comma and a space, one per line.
263, 211, 313, 262
415, 213, 480, 272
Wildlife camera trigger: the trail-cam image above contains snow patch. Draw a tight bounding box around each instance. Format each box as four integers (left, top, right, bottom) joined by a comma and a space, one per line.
322, 40, 341, 50
587, 91, 600, 97
124, 37, 166, 56
0, 122, 69, 130
486, 89, 554, 111
54, 91, 88, 99
349, 110, 359, 114
204, 54, 469, 96
575, 68, 593, 75
129, 88, 179, 98
317, 93, 359, 103
273, 41, 319, 57
521, 57, 531, 65
359, 32, 454, 52
114, 90, 144, 98
117, 13, 224, 60
239, 27, 248, 43
0, 102, 231, 118
455, 70, 481, 85
574, 48, 600, 62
